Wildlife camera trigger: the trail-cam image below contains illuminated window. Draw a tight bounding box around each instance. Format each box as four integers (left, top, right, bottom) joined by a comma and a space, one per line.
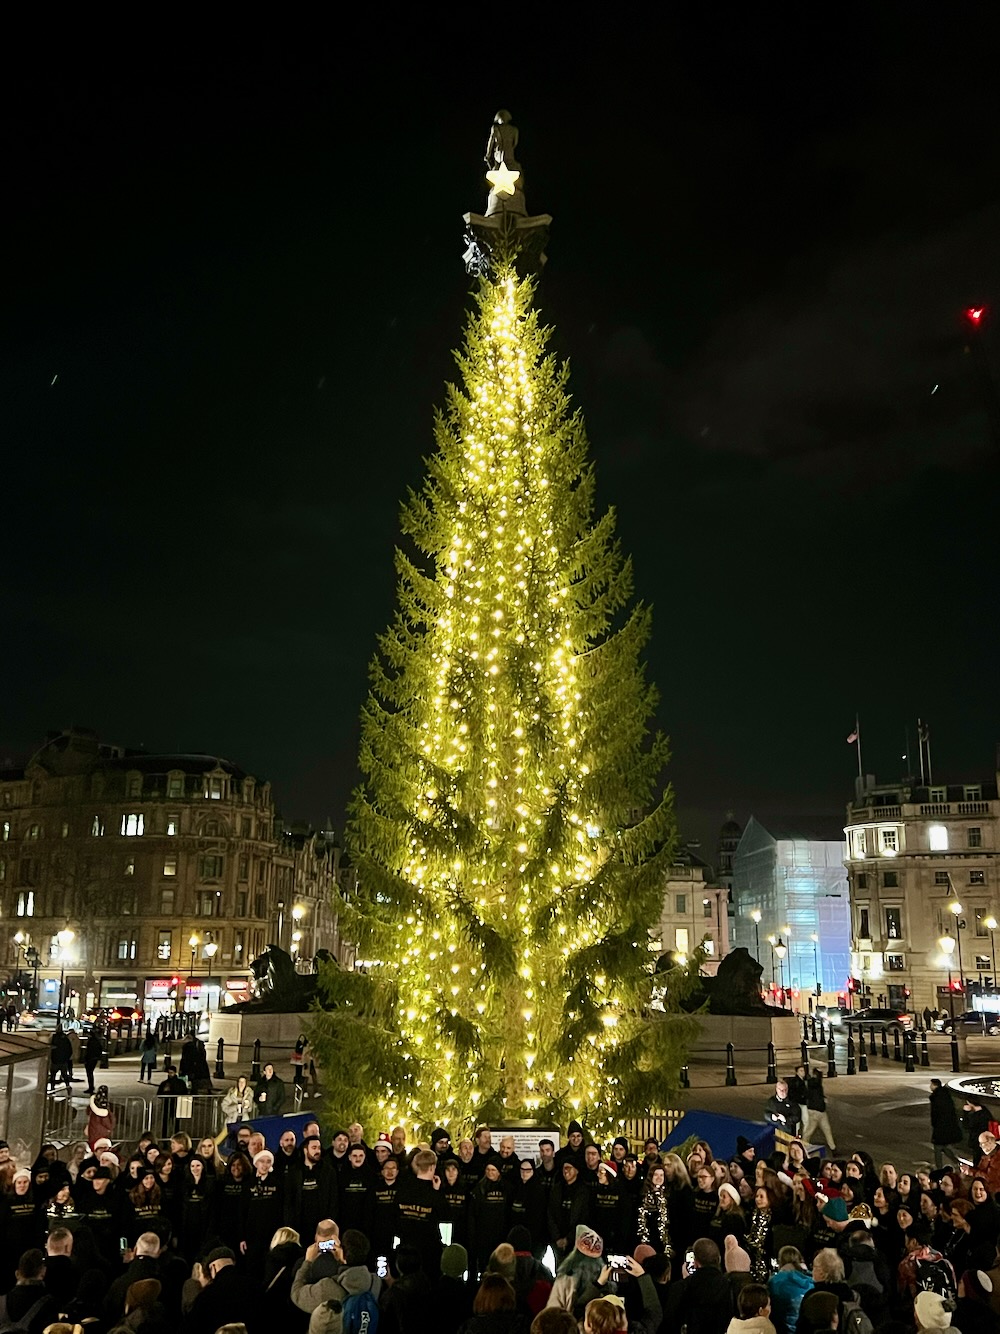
704, 939, 715, 955
121, 813, 144, 837
157, 931, 172, 962
124, 857, 135, 877
16, 891, 34, 917
167, 814, 179, 836
675, 928, 689, 953
886, 954, 905, 972
1, 821, 8, 841
206, 778, 224, 801
163, 856, 178, 878
928, 826, 948, 851
880, 828, 898, 853
976, 955, 991, 972
234, 929, 245, 958
27, 825, 40, 840
91, 816, 104, 837
885, 907, 902, 939
61, 822, 69, 838
968, 827, 982, 848
116, 936, 137, 961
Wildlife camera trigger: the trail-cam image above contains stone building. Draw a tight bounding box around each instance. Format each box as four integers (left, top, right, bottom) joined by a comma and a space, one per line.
654, 846, 730, 975
0, 727, 349, 1018
843, 751, 1000, 1010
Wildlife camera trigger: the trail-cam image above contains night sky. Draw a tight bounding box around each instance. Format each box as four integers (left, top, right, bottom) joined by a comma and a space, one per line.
5, 15, 999, 859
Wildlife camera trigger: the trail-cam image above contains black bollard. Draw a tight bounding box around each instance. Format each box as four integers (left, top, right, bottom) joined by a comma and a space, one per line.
802, 1017, 809, 1043
766, 1041, 777, 1084
950, 1032, 960, 1073
859, 1038, 868, 1073
680, 1063, 690, 1089
881, 1028, 890, 1059
818, 1018, 826, 1045
725, 1042, 737, 1087
920, 1030, 930, 1068
251, 1038, 262, 1083
846, 1025, 856, 1075
868, 1024, 877, 1056
163, 1038, 172, 1071
826, 1034, 837, 1078
800, 1039, 810, 1075
893, 1028, 902, 1062
215, 1037, 226, 1080
904, 1031, 915, 1073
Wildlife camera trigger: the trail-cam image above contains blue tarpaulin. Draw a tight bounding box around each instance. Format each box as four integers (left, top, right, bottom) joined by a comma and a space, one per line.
226, 1112, 313, 1153
662, 1110, 774, 1160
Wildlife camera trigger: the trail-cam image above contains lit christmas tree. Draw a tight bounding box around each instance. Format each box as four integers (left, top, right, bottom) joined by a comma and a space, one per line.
312, 114, 694, 1136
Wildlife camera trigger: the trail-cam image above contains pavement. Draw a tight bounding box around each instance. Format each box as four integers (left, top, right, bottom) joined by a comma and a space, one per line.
44, 1029, 1000, 1170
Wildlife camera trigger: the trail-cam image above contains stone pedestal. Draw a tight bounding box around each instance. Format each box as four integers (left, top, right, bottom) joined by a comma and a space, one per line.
208, 1010, 312, 1081
687, 1013, 805, 1073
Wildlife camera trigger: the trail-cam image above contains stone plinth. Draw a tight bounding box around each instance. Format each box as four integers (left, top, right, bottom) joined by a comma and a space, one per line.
687, 1014, 805, 1071
208, 1010, 312, 1080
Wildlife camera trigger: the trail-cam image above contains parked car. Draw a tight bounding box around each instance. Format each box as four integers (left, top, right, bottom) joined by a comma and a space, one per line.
817, 1006, 853, 1027
850, 1007, 914, 1031
934, 1010, 1000, 1036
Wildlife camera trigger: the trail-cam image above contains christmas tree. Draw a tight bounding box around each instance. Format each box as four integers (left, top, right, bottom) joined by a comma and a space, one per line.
311, 116, 693, 1136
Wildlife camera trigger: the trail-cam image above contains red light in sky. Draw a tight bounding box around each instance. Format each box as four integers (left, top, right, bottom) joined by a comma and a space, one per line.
966, 306, 984, 325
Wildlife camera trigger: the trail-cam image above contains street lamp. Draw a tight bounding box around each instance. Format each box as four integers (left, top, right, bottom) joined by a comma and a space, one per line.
14, 932, 41, 1009
939, 933, 957, 1019
203, 941, 218, 1013
750, 910, 762, 963
56, 928, 75, 1018
188, 934, 200, 1009
767, 934, 777, 989
949, 901, 966, 998
774, 936, 788, 1009
984, 916, 998, 992
810, 932, 820, 999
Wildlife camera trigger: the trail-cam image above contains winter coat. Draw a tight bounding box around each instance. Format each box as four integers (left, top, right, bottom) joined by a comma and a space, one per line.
727, 1318, 777, 1334
768, 1266, 813, 1334
221, 1082, 254, 1121
253, 1072, 286, 1115
929, 1085, 963, 1145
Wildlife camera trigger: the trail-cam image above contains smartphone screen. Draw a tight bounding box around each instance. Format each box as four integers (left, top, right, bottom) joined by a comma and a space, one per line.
439, 1222, 453, 1246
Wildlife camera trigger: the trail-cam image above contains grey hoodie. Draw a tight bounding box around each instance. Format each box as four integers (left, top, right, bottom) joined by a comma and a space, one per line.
291, 1260, 383, 1314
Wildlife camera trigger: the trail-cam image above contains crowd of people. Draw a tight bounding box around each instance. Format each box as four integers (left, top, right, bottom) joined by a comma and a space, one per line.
0, 1086, 998, 1334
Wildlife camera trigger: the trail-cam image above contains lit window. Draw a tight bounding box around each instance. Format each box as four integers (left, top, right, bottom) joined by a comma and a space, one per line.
880, 828, 898, 854
703, 939, 715, 955
121, 813, 144, 837
124, 857, 135, 877
167, 814, 179, 836
163, 856, 178, 877
928, 825, 948, 851
1, 821, 9, 841
886, 954, 905, 972
234, 930, 245, 957
853, 829, 867, 858
61, 822, 69, 838
116, 937, 137, 961
91, 816, 104, 837
675, 927, 689, 953
157, 931, 172, 962
976, 955, 991, 971
16, 891, 34, 917
207, 778, 223, 801
28, 825, 40, 840
885, 907, 902, 939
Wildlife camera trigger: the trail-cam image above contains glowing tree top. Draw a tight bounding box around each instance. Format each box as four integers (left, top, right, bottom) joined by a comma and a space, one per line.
313, 115, 685, 1137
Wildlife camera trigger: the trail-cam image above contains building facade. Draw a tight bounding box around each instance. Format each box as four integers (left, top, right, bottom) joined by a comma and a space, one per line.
843, 755, 1000, 1010
0, 728, 350, 1018
654, 847, 730, 975
731, 817, 851, 1004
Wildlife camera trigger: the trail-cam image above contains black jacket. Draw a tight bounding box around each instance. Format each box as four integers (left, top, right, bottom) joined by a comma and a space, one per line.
183, 1264, 257, 1334
663, 1265, 732, 1334
929, 1085, 963, 1145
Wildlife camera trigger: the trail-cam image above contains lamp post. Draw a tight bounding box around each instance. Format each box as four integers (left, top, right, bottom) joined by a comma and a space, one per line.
775, 936, 788, 1009
203, 941, 218, 1013
188, 934, 200, 1010
56, 928, 75, 1018
750, 910, 761, 962
810, 932, 820, 999
292, 905, 304, 959
949, 901, 966, 999
766, 934, 777, 990
14, 932, 41, 1009
984, 916, 998, 993
939, 934, 956, 1019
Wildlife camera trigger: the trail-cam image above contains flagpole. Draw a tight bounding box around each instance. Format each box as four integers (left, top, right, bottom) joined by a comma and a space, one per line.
855, 714, 863, 781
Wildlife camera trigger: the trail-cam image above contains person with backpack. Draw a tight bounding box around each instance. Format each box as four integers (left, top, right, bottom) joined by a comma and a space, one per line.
896, 1220, 956, 1310
0, 1248, 60, 1334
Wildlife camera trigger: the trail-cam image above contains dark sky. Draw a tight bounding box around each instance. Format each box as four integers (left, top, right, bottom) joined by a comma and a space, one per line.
4, 14, 999, 860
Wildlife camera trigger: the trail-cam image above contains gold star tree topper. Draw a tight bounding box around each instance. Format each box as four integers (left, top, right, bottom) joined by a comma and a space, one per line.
486, 161, 520, 196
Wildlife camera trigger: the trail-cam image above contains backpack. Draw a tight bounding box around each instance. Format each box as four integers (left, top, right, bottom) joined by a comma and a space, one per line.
0, 1293, 51, 1334
840, 1297, 875, 1334
914, 1256, 957, 1298
341, 1288, 380, 1334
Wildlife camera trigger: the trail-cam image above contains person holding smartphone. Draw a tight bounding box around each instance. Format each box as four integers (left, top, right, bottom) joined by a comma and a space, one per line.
583, 1253, 663, 1333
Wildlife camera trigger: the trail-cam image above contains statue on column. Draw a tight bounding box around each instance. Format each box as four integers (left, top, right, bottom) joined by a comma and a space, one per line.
463, 109, 550, 276
485, 110, 520, 174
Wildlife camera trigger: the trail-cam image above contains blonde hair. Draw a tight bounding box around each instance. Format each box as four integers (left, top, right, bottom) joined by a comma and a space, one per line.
661, 1153, 691, 1189
271, 1226, 300, 1248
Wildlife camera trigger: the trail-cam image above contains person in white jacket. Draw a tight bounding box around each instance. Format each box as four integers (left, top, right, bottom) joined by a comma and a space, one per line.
221, 1075, 254, 1122
727, 1283, 777, 1334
